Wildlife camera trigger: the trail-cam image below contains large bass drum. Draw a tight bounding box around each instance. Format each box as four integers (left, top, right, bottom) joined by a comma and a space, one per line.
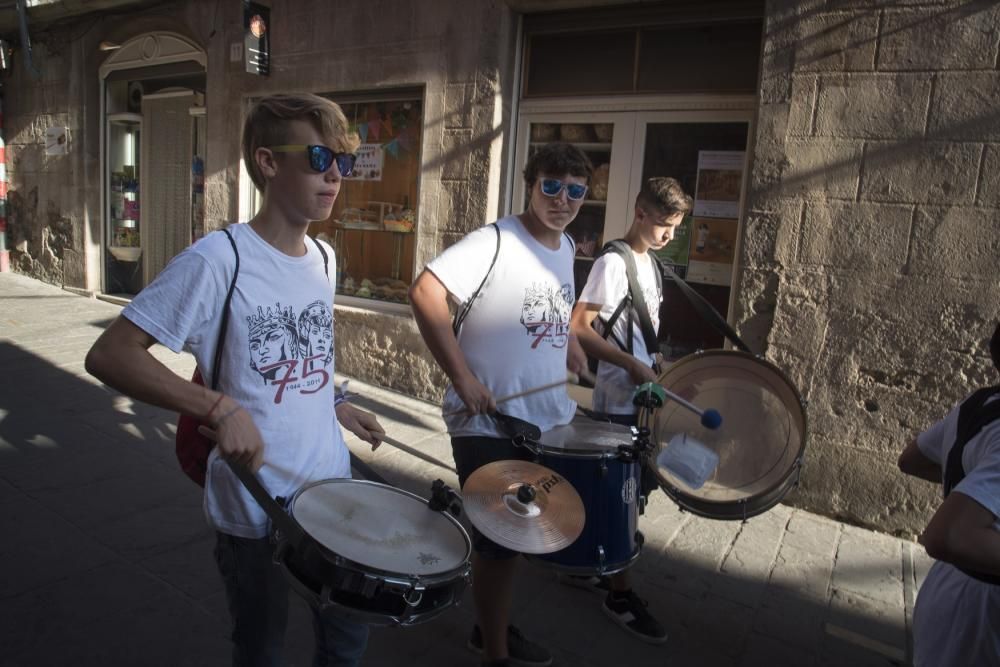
644, 350, 807, 521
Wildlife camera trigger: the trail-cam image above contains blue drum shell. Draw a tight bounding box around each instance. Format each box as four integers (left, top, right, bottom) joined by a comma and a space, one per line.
532, 447, 641, 574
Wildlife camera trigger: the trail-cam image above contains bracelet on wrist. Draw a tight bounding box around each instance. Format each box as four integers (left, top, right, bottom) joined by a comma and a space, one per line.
205, 394, 225, 422
213, 405, 241, 428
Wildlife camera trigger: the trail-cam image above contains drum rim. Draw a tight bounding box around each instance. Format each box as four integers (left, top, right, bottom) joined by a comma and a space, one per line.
528, 416, 636, 458
645, 349, 808, 519
287, 478, 473, 580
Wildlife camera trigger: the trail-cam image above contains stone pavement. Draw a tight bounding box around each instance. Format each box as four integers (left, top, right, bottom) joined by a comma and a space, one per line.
0, 272, 930, 667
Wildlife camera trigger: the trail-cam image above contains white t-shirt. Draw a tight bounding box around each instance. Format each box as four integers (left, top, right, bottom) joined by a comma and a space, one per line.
912, 393, 1000, 667
427, 215, 577, 438
578, 248, 661, 414
122, 223, 350, 539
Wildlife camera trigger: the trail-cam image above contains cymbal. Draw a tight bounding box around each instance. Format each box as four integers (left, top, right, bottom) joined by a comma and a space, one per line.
462, 460, 585, 555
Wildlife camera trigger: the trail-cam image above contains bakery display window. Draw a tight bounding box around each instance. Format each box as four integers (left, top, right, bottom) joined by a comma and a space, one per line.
312, 91, 422, 306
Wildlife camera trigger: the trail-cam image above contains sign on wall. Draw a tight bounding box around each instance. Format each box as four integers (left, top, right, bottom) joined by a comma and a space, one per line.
347, 143, 384, 181
45, 127, 68, 155
243, 1, 270, 76
693, 151, 744, 219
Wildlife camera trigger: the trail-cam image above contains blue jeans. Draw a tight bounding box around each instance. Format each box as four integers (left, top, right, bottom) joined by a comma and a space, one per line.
214, 532, 369, 667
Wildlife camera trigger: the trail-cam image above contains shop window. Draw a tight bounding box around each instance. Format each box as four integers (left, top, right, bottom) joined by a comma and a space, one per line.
522, 19, 762, 98
313, 92, 422, 306
637, 22, 761, 94
525, 31, 635, 97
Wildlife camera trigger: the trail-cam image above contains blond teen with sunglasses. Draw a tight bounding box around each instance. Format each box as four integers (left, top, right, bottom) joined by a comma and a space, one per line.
87, 94, 384, 666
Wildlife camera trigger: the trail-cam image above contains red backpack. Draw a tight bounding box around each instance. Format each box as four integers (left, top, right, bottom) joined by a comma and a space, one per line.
175, 229, 239, 486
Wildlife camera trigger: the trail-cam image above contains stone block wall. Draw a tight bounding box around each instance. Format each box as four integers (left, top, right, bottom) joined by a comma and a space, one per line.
736, 0, 1000, 535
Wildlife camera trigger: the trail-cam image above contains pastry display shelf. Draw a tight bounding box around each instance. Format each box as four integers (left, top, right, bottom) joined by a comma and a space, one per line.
529, 141, 612, 151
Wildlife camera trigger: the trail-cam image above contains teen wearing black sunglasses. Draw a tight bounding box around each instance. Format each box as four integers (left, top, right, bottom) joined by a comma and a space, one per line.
86, 93, 385, 667
268, 144, 358, 178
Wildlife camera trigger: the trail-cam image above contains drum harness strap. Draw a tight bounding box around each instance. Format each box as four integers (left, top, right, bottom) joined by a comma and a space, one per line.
594, 241, 752, 364
942, 385, 1000, 586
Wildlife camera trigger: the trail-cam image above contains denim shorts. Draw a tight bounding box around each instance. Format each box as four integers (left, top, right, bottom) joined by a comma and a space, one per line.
451, 435, 535, 560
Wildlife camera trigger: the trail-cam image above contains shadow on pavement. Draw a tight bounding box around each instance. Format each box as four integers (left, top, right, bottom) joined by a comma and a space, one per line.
0, 342, 907, 667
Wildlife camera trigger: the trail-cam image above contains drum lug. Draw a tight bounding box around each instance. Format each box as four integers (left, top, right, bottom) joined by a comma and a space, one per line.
429, 479, 463, 518
600, 460, 608, 477
361, 573, 382, 598
596, 545, 606, 569
403, 583, 425, 608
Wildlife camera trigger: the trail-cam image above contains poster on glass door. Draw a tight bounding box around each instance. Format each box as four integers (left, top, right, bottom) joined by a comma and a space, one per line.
693, 151, 744, 219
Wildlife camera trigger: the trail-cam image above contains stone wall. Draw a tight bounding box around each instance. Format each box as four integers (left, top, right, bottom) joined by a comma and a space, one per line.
736, 0, 1000, 535
4, 38, 79, 284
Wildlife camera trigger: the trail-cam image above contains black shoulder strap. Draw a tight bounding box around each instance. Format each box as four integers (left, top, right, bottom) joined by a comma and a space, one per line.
945, 386, 1000, 496
452, 223, 501, 336
210, 229, 240, 390
310, 236, 329, 277
660, 262, 752, 354
943, 385, 1000, 585
596, 240, 658, 354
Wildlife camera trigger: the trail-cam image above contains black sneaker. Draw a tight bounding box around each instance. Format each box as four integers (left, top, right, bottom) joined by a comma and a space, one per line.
602, 590, 668, 645
556, 573, 611, 594
467, 624, 553, 667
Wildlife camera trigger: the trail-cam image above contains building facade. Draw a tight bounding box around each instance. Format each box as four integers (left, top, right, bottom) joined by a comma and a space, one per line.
2, 0, 999, 536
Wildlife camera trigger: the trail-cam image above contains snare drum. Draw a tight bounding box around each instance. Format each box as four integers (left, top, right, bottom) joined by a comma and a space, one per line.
644, 350, 807, 521
274, 479, 471, 627
526, 417, 642, 575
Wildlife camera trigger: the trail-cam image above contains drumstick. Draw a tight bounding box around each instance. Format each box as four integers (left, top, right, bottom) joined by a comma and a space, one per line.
443, 371, 583, 417
635, 382, 723, 429
668, 390, 722, 429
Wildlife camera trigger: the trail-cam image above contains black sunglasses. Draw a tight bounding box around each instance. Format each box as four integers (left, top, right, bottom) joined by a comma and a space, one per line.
268, 145, 356, 177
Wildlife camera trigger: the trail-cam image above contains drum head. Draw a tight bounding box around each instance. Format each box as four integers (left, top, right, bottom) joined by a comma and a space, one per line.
290, 480, 471, 576
647, 350, 806, 519
534, 416, 633, 454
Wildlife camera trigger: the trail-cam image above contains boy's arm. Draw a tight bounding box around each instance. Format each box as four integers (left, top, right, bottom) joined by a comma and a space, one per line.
409, 269, 495, 414
920, 491, 1000, 576
898, 438, 942, 483
569, 302, 657, 385
85, 315, 265, 471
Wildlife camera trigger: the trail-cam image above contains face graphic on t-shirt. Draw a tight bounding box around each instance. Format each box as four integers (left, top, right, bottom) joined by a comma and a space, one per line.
250, 323, 298, 379
297, 300, 334, 371
520, 282, 573, 349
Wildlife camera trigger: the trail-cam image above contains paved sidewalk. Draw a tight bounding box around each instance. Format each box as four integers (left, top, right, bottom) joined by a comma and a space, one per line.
0, 272, 927, 666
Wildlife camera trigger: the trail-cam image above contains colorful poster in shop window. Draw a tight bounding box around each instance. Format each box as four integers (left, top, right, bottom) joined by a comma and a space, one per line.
694, 150, 744, 219
653, 214, 692, 279
347, 143, 384, 181
686, 217, 738, 286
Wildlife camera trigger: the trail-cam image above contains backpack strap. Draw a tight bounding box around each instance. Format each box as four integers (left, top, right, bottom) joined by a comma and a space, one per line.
595, 240, 659, 355
310, 236, 329, 277
943, 385, 1000, 585
209, 228, 240, 391
452, 223, 501, 336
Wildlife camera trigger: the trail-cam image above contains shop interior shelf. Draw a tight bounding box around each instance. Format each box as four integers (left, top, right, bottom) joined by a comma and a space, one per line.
530, 141, 612, 151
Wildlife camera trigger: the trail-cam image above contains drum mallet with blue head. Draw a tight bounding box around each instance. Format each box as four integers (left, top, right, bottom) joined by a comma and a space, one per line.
633, 382, 723, 430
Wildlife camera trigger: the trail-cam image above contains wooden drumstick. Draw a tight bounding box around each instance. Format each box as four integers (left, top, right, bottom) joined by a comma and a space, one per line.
443, 371, 584, 417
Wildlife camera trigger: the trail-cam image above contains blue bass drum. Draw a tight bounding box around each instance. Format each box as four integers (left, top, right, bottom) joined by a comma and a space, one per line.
527, 417, 642, 575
